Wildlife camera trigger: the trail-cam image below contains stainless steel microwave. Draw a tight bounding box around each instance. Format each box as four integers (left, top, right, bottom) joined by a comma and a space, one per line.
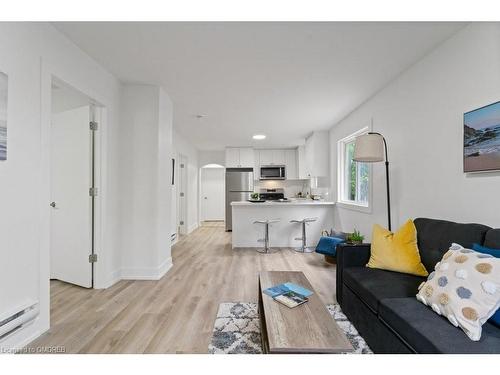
260, 165, 286, 180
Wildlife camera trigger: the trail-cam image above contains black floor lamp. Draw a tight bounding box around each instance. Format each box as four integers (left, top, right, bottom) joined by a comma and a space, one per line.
353, 132, 391, 231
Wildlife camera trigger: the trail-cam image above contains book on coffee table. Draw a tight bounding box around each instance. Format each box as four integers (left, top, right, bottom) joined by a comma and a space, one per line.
273, 291, 308, 308
263, 282, 313, 298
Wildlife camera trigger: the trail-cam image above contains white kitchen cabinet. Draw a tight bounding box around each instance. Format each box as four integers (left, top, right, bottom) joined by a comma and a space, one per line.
272, 149, 286, 165
239, 147, 255, 167
256, 148, 299, 179
297, 145, 308, 179
225, 148, 240, 168
225, 147, 255, 168
258, 149, 286, 166
304, 131, 329, 177
305, 137, 314, 177
258, 149, 273, 165
254, 150, 260, 179
285, 149, 298, 179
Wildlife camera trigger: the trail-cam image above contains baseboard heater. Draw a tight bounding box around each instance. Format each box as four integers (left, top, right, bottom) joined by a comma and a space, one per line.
0, 301, 39, 341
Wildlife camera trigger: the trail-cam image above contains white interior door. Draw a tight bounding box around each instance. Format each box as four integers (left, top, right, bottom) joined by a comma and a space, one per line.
177, 154, 188, 235
50, 106, 92, 288
171, 157, 177, 240
201, 167, 225, 221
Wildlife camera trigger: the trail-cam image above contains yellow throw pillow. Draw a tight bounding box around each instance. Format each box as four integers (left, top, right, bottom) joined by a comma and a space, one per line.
367, 219, 428, 276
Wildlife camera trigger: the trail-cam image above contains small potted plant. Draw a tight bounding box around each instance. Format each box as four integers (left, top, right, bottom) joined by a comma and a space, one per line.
250, 192, 260, 200
347, 229, 364, 245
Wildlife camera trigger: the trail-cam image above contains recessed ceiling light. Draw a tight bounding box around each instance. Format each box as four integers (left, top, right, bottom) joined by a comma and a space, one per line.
253, 134, 266, 140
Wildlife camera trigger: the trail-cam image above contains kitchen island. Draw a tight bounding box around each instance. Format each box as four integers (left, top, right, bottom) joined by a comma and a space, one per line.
231, 200, 335, 249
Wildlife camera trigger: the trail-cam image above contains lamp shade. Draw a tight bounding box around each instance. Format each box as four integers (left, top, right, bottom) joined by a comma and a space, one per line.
353, 133, 385, 162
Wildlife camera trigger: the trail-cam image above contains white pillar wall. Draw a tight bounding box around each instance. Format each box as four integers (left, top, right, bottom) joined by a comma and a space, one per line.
119, 84, 173, 280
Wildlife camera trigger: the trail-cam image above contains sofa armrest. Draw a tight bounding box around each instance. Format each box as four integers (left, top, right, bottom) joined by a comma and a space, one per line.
336, 243, 371, 306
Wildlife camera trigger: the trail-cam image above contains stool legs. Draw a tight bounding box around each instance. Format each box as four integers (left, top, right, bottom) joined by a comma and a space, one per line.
293, 220, 315, 253
257, 222, 270, 253
254, 220, 280, 254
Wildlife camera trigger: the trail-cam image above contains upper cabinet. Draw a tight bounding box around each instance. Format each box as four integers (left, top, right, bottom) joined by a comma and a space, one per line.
258, 149, 286, 166
225, 137, 327, 179
225, 147, 255, 168
272, 149, 286, 165
258, 149, 273, 166
254, 150, 261, 179
304, 131, 329, 177
285, 149, 298, 180
297, 145, 308, 179
239, 148, 255, 168
256, 148, 299, 180
225, 148, 240, 168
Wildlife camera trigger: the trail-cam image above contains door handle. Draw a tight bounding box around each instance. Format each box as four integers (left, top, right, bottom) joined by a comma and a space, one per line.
50, 202, 57, 208
204, 197, 208, 199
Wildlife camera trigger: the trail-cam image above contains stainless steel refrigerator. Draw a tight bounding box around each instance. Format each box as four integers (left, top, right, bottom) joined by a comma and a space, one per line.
225, 168, 254, 231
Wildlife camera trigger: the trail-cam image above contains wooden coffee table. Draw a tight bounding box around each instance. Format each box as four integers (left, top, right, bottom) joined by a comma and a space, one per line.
258, 271, 353, 354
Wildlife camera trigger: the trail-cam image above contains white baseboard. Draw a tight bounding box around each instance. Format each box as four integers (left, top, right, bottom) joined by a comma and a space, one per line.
156, 257, 173, 279
99, 269, 122, 289
120, 257, 173, 281
187, 222, 199, 234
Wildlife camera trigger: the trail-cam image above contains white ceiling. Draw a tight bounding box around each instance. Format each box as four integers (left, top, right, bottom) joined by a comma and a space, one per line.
54, 22, 465, 150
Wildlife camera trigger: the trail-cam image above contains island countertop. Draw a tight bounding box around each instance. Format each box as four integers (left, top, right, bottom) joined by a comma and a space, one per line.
231, 200, 335, 206
231, 199, 334, 248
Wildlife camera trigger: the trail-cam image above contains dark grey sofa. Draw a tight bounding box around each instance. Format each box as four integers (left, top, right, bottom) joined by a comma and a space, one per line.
336, 217, 500, 353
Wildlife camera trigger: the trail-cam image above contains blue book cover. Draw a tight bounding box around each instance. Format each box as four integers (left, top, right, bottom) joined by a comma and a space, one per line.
283, 282, 313, 297
263, 283, 290, 298
263, 282, 313, 298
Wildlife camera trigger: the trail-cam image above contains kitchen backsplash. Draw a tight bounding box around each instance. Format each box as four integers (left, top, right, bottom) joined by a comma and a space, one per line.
255, 179, 330, 200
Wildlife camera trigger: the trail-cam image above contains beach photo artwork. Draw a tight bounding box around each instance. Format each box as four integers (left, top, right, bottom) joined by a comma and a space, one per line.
464, 101, 500, 172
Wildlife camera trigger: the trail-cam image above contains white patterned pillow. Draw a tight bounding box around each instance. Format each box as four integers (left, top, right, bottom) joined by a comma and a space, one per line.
416, 243, 500, 341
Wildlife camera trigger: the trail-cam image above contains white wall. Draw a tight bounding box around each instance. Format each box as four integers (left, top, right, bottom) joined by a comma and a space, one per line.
0, 22, 121, 350
157, 89, 174, 269
119, 84, 173, 279
173, 130, 199, 234
330, 23, 500, 240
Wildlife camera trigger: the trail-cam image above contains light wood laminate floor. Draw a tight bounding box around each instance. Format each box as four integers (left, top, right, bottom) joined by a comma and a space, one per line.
28, 223, 337, 353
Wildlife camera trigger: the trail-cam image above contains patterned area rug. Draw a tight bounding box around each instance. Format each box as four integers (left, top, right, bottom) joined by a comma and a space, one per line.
208, 302, 372, 354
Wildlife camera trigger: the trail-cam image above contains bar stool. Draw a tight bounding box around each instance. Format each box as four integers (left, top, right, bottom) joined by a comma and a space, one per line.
253, 219, 280, 254
290, 217, 318, 253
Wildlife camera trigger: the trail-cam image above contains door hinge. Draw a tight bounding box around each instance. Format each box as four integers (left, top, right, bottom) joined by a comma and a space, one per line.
89, 187, 98, 197
180, 163, 185, 168
179, 221, 184, 225
179, 192, 185, 197
89, 254, 98, 263
90, 121, 98, 131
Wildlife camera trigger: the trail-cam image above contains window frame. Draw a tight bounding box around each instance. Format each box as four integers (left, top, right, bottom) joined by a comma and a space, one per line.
337, 126, 372, 213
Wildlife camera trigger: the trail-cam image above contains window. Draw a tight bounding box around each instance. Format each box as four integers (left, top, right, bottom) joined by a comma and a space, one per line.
337, 127, 370, 209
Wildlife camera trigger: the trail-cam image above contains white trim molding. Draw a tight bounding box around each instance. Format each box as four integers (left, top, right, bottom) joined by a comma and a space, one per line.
188, 222, 199, 234
120, 257, 173, 281
336, 126, 372, 212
